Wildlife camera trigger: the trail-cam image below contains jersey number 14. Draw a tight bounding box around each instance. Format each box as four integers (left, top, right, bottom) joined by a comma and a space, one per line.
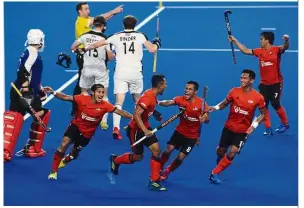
123, 42, 135, 54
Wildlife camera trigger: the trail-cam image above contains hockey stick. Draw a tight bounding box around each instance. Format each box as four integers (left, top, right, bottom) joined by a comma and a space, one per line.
152, 15, 160, 73
238, 116, 258, 155
198, 86, 209, 138
131, 108, 185, 147
224, 10, 237, 64
11, 82, 51, 132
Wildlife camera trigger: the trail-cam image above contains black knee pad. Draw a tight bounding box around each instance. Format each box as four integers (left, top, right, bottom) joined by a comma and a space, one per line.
271, 100, 281, 110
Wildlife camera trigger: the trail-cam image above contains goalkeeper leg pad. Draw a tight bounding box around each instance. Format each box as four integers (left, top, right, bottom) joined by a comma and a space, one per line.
3, 111, 24, 162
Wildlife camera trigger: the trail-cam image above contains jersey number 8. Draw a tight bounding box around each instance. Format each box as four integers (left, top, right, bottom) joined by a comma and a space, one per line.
123, 42, 135, 54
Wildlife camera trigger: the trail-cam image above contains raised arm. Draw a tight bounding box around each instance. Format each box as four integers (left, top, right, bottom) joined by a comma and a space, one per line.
229, 35, 253, 55
280, 34, 290, 53
43, 86, 73, 102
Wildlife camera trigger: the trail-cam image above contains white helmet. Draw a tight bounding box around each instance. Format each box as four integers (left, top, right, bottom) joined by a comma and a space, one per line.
24, 29, 45, 52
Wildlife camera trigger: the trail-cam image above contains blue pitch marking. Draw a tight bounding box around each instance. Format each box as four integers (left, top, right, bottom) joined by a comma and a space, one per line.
4, 1, 298, 206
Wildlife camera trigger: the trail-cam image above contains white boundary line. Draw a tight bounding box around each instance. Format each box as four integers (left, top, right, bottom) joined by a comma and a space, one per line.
145, 48, 298, 53
158, 5, 298, 9
23, 6, 166, 120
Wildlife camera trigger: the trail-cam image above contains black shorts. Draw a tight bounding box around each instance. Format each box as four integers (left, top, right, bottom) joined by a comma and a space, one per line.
219, 127, 247, 149
9, 87, 42, 116
127, 127, 158, 155
167, 131, 197, 155
258, 82, 282, 106
64, 123, 91, 151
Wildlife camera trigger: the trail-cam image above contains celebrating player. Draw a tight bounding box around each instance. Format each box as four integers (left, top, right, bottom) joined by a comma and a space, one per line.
71, 16, 115, 129
72, 2, 123, 116
207, 69, 266, 184
157, 81, 210, 181
83, 15, 161, 140
44, 84, 132, 180
4, 29, 50, 161
228, 32, 289, 135
109, 74, 167, 191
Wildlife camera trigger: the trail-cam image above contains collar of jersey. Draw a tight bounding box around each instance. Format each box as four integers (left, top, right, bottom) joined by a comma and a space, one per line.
124, 29, 135, 32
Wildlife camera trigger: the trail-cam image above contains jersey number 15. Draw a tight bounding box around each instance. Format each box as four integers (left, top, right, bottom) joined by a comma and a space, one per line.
123, 42, 135, 54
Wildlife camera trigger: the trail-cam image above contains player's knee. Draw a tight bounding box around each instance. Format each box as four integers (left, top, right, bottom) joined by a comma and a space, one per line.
216, 146, 226, 157
227, 152, 236, 161
132, 154, 143, 162
152, 149, 161, 157
175, 157, 183, 165
271, 100, 281, 110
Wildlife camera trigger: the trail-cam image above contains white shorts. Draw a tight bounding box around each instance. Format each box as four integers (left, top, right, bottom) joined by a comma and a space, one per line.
114, 78, 143, 94
79, 68, 109, 89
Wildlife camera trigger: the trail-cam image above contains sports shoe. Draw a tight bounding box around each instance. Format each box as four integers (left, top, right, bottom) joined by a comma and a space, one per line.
209, 173, 221, 184
113, 127, 122, 140
275, 124, 289, 133
148, 180, 166, 191
48, 171, 58, 180
109, 154, 120, 175
100, 121, 108, 130
263, 128, 273, 136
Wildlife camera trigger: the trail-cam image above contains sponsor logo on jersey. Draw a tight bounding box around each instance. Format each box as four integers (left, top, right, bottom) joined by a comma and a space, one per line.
261, 61, 274, 67
81, 112, 98, 122
234, 106, 249, 115
248, 100, 254, 104
183, 114, 199, 122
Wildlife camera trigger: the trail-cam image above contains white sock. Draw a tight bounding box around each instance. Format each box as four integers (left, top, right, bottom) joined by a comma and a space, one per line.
102, 97, 109, 123
113, 104, 122, 129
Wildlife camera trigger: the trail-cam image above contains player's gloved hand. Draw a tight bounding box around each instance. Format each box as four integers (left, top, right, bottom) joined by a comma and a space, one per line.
153, 110, 163, 121
144, 129, 153, 138
152, 37, 161, 49
39, 84, 47, 101
282, 34, 289, 41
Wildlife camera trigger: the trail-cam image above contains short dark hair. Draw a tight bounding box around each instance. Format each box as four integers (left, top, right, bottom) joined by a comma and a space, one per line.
123, 15, 137, 30
261, 31, 274, 45
91, 84, 104, 92
186, 81, 199, 91
93, 16, 106, 27
76, 2, 88, 14
242, 69, 256, 80
152, 74, 165, 88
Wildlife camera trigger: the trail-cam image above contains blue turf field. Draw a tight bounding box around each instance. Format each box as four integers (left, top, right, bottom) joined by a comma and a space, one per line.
4, 1, 298, 206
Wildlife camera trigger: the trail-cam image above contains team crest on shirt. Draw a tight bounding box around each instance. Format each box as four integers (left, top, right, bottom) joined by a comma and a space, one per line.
234, 106, 249, 115
193, 107, 198, 111
248, 100, 254, 104
95, 108, 101, 111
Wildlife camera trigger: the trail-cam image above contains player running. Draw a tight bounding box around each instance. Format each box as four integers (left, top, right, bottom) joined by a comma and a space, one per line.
228, 32, 290, 135
71, 16, 115, 129
157, 81, 210, 181
83, 15, 161, 140
109, 74, 168, 191
4, 29, 50, 161
207, 69, 266, 184
44, 84, 132, 180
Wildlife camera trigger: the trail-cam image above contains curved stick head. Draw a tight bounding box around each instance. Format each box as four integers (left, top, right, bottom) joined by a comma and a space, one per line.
224, 10, 232, 15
